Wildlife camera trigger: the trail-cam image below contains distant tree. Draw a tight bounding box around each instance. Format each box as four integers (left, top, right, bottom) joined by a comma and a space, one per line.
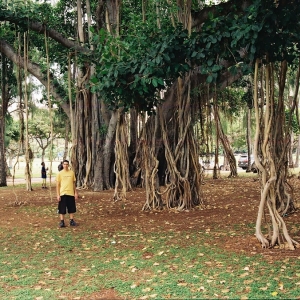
27, 108, 64, 162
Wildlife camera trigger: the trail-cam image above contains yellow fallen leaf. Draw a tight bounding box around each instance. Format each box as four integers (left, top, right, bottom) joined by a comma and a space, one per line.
177, 282, 188, 286
271, 292, 278, 296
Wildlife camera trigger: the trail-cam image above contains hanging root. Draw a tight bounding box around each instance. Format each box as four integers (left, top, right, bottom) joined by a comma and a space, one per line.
113, 112, 131, 202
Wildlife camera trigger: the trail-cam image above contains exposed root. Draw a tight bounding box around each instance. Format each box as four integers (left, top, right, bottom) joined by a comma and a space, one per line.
7, 201, 28, 207
113, 112, 131, 202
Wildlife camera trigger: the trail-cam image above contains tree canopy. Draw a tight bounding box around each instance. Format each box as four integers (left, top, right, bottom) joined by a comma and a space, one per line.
1, 0, 300, 113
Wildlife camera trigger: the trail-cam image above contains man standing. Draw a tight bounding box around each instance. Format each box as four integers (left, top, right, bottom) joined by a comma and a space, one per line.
56, 160, 78, 228
41, 162, 48, 189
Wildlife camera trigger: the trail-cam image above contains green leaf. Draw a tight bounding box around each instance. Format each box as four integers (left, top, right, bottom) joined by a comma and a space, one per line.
152, 78, 158, 87
206, 75, 214, 83
207, 60, 213, 67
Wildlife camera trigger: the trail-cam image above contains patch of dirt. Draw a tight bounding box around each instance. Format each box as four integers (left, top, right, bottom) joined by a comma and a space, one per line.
88, 289, 120, 299
1, 176, 300, 262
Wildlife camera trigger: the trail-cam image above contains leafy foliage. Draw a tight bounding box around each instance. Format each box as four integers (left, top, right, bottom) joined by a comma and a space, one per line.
91, 26, 192, 113
5, 115, 19, 147
1, 0, 300, 113
90, 0, 300, 112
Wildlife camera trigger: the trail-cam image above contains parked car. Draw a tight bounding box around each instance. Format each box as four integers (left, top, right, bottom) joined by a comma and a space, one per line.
199, 157, 225, 171
238, 154, 254, 170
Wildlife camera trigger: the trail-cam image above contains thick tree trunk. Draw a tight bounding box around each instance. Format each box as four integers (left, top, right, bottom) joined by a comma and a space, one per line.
113, 112, 131, 200
254, 59, 298, 250
103, 111, 118, 189
91, 95, 104, 191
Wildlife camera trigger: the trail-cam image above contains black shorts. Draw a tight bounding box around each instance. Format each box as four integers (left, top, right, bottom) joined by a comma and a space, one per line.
58, 195, 76, 214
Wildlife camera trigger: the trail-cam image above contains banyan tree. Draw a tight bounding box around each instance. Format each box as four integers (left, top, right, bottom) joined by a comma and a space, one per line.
1, 0, 300, 249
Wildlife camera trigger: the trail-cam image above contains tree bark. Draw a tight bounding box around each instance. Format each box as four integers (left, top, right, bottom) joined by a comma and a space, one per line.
0, 55, 9, 186
254, 59, 298, 250
214, 106, 237, 177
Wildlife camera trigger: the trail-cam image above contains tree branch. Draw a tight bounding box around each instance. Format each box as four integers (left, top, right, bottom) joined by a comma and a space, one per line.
0, 10, 90, 55
191, 0, 253, 28
0, 39, 70, 117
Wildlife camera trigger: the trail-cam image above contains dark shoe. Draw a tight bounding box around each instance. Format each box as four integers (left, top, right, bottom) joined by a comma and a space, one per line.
70, 219, 77, 226
59, 220, 66, 228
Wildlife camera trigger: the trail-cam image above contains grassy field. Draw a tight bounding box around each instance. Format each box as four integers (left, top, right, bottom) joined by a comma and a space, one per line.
1, 177, 300, 300
0, 223, 299, 299
2, 159, 300, 299
8, 159, 61, 179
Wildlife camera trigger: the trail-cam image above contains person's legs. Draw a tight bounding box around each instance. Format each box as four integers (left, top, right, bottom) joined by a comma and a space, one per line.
58, 196, 67, 227
42, 178, 47, 188
66, 196, 77, 226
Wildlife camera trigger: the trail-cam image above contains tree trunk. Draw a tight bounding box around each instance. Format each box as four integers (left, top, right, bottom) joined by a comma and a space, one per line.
246, 107, 252, 172
113, 112, 131, 201
254, 59, 298, 250
63, 119, 70, 160
214, 106, 237, 177
160, 75, 204, 210
0, 116, 6, 186
212, 89, 220, 179
295, 135, 300, 168
0, 56, 8, 186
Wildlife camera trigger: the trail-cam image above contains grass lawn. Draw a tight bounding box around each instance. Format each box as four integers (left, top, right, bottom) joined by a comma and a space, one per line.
0, 176, 300, 299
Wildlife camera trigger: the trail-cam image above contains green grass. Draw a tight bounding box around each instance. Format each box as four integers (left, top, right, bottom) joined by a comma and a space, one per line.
0, 224, 299, 299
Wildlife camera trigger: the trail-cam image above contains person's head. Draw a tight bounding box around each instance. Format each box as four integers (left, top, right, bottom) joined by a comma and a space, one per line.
41, 162, 45, 166
63, 160, 70, 170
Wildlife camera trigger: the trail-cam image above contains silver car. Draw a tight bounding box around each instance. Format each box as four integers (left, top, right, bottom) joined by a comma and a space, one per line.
238, 154, 254, 170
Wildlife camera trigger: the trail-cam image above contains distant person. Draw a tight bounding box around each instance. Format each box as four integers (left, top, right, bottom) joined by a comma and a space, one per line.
56, 160, 78, 228
41, 162, 48, 189
58, 161, 63, 172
